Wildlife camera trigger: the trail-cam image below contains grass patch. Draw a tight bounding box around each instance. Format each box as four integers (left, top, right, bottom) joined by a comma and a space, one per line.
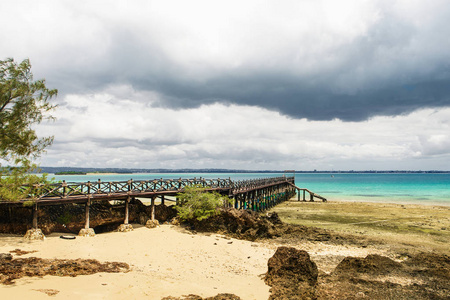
271, 200, 450, 253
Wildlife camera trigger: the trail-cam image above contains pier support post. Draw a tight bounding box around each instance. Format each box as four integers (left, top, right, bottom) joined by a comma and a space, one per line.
161, 195, 165, 206
79, 198, 95, 237
125, 197, 130, 225
24, 202, 45, 240
151, 196, 156, 221
118, 196, 133, 232
85, 200, 90, 229
145, 196, 159, 229
32, 203, 38, 229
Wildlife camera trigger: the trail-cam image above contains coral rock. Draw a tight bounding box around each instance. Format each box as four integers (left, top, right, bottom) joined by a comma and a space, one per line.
23, 228, 45, 240
117, 224, 133, 232
145, 219, 160, 229
78, 228, 96, 237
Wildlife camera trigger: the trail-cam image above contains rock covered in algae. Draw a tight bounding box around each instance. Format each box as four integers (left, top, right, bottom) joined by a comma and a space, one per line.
265, 246, 318, 300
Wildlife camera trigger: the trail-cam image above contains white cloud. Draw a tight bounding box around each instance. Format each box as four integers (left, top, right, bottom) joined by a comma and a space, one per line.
2, 1, 450, 170
35, 86, 450, 170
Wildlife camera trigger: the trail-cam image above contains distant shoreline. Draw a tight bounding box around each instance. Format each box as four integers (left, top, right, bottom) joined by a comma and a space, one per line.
85, 172, 128, 175
41, 167, 450, 174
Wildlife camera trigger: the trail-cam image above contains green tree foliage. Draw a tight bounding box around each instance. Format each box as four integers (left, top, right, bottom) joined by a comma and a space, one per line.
175, 185, 232, 221
0, 160, 51, 202
0, 58, 57, 201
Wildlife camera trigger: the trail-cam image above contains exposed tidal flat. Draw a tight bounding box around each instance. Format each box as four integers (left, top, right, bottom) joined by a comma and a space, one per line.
271, 200, 450, 254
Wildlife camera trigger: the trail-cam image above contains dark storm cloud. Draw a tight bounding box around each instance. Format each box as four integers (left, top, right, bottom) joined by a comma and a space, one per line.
13, 0, 445, 122
127, 73, 450, 121
40, 6, 450, 122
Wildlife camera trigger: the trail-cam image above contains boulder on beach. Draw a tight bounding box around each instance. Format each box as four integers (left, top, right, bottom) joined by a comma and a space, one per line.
265, 246, 318, 299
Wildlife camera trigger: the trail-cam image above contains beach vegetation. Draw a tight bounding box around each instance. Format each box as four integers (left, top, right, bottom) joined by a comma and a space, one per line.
0, 160, 52, 202
0, 58, 57, 201
175, 185, 231, 221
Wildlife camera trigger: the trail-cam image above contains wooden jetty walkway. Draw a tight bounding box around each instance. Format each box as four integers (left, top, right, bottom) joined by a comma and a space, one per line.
3, 174, 326, 237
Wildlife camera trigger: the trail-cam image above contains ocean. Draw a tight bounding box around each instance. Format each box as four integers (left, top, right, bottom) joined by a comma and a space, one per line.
51, 172, 450, 206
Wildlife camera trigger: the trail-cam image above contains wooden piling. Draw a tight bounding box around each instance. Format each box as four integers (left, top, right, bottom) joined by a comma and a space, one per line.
151, 196, 156, 221
85, 198, 90, 229
124, 196, 130, 225
32, 203, 38, 229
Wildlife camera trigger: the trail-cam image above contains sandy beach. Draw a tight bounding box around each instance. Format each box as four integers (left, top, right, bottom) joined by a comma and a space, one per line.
1, 225, 276, 299
1, 200, 449, 299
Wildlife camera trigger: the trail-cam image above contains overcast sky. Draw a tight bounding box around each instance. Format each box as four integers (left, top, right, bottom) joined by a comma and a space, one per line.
1, 0, 450, 170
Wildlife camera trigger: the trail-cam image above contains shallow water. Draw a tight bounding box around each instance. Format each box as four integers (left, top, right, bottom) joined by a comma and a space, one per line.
293, 173, 450, 205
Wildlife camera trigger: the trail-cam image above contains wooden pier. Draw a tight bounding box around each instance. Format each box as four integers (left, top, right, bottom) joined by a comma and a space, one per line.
3, 175, 326, 236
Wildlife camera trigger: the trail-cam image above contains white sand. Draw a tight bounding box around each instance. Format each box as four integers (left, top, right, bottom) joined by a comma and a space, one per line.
0, 225, 273, 300
0, 223, 388, 299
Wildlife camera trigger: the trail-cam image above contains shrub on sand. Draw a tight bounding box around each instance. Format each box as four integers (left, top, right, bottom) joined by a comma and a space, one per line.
175, 185, 231, 221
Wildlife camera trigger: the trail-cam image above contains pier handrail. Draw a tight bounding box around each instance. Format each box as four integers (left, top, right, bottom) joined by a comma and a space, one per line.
8, 176, 295, 203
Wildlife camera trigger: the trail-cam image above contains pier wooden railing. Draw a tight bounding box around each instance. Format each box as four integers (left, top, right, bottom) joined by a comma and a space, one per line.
287, 183, 327, 202
12, 176, 295, 204
28, 177, 234, 204
5, 175, 329, 205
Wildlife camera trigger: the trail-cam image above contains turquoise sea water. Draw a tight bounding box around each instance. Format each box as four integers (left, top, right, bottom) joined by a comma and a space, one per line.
51, 172, 450, 206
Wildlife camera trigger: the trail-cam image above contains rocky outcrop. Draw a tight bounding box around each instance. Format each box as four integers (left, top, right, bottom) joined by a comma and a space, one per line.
265, 246, 318, 300
186, 209, 278, 240
317, 252, 450, 299
185, 209, 344, 243
334, 254, 403, 275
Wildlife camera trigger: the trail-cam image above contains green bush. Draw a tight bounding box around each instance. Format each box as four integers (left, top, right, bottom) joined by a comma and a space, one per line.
175, 185, 231, 221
